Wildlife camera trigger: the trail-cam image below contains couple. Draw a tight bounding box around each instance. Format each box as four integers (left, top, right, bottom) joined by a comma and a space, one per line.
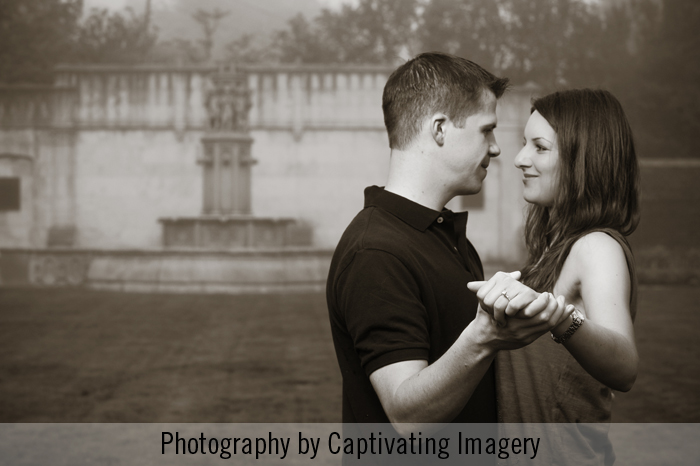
326, 52, 638, 462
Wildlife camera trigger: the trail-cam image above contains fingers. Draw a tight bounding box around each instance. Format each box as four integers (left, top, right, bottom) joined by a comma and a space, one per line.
477, 271, 512, 304
484, 281, 539, 316
508, 291, 547, 317
467, 281, 487, 293
477, 302, 492, 318
489, 311, 549, 348
548, 303, 575, 329
474, 272, 507, 302
510, 293, 556, 328
492, 296, 508, 327
469, 272, 541, 327
537, 294, 563, 325
536, 295, 576, 331
483, 293, 576, 350
517, 294, 575, 332
518, 291, 552, 318
513, 293, 557, 329
473, 271, 519, 299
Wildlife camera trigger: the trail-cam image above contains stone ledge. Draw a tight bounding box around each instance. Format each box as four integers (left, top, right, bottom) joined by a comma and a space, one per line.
0, 248, 333, 294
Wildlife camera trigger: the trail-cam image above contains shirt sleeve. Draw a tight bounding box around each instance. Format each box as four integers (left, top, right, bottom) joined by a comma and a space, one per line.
335, 248, 430, 376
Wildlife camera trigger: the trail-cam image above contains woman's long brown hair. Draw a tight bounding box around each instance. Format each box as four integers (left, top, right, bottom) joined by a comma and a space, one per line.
520, 89, 640, 292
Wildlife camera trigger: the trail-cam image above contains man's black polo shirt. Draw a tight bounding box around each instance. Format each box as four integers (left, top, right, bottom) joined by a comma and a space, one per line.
326, 186, 496, 423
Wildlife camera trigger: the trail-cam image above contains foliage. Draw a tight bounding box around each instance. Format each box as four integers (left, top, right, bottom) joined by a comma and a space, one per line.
73, 7, 157, 64
268, 0, 652, 90
224, 34, 277, 64
0, 0, 82, 83
265, 0, 700, 158
151, 7, 233, 65
274, 0, 420, 64
2, 0, 698, 159
419, 0, 506, 77
271, 14, 337, 64
1, 0, 158, 81
259, 0, 652, 88
496, 0, 627, 88
150, 38, 204, 65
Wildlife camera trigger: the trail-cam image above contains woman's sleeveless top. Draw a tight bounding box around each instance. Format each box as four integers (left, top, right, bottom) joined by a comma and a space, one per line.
496, 229, 637, 465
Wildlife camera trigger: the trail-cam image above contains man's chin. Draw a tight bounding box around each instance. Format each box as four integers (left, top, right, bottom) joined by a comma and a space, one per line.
457, 186, 482, 197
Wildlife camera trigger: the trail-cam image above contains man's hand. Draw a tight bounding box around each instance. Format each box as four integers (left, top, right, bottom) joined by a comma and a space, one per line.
366, 272, 572, 432
471, 295, 575, 351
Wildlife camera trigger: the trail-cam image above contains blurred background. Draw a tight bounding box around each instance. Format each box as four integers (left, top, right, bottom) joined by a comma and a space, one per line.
0, 0, 698, 425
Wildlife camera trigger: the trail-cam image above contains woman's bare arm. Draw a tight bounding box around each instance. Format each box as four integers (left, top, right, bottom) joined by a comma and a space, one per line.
552, 232, 639, 391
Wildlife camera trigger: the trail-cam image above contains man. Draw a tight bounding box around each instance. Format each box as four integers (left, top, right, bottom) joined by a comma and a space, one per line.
326, 52, 569, 432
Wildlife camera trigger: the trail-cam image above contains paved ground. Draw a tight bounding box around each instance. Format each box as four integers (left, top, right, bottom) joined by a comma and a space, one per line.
0, 285, 698, 423
0, 291, 338, 422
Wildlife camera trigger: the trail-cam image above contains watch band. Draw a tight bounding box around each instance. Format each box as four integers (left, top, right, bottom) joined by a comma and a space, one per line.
551, 308, 585, 344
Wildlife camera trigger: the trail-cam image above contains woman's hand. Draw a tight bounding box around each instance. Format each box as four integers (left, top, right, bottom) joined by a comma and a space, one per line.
467, 271, 573, 330
471, 296, 574, 351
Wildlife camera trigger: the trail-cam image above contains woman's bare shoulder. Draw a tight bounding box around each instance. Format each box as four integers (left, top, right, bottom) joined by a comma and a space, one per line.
568, 231, 628, 278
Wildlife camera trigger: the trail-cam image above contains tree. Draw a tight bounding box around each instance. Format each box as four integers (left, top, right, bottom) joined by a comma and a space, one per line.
419, 0, 506, 74
273, 14, 338, 64
224, 33, 277, 64
150, 38, 204, 65
0, 0, 82, 83
274, 0, 419, 64
497, 0, 592, 86
73, 7, 157, 64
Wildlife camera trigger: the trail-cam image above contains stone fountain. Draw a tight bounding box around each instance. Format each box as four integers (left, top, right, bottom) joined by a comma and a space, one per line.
159, 65, 311, 250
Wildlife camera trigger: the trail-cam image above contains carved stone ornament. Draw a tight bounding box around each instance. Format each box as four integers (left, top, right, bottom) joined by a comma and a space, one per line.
28, 254, 89, 286
205, 65, 252, 132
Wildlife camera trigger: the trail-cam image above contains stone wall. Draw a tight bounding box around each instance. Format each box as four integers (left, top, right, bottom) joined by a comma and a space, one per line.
1, 64, 536, 263
0, 85, 78, 249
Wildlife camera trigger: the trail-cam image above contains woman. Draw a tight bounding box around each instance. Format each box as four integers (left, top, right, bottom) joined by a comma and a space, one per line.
473, 89, 640, 464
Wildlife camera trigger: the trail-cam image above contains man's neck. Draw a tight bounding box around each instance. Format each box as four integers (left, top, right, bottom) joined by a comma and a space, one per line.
384, 148, 453, 211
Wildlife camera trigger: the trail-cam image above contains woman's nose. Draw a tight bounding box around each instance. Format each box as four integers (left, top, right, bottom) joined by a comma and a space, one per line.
514, 147, 530, 168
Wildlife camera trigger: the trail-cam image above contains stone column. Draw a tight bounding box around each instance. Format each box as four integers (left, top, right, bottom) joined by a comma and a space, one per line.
199, 65, 257, 216
41, 129, 77, 247
199, 133, 255, 215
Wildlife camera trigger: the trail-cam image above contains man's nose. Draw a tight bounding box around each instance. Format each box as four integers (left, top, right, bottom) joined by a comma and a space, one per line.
489, 141, 501, 157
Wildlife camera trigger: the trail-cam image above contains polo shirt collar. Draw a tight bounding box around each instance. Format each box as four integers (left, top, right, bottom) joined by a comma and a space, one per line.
364, 186, 469, 232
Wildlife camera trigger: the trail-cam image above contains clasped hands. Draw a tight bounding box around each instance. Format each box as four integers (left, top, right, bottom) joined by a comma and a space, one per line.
467, 271, 573, 334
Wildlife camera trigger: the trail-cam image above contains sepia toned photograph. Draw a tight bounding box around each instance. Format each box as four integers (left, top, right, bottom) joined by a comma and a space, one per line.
0, 0, 698, 464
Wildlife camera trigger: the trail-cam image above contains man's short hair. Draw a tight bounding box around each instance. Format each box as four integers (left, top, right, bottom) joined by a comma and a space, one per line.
382, 52, 510, 150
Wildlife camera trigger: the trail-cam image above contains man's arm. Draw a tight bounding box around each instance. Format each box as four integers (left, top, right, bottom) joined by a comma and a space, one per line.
370, 292, 569, 436
338, 250, 570, 435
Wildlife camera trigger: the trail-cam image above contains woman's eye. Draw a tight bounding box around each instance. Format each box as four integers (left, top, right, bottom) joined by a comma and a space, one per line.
536, 145, 546, 152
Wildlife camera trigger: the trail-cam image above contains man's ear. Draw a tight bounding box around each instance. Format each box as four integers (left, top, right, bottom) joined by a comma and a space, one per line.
430, 113, 448, 146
